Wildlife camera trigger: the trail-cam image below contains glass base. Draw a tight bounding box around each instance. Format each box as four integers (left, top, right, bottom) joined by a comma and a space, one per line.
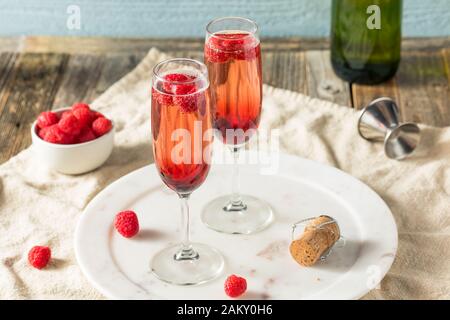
201, 195, 274, 234
150, 243, 224, 286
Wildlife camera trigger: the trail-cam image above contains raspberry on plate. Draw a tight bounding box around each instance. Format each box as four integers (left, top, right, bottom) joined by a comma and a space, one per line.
39, 124, 74, 144
28, 246, 51, 269
224, 274, 247, 298
37, 111, 59, 129
58, 112, 83, 136
92, 117, 112, 137
114, 210, 139, 238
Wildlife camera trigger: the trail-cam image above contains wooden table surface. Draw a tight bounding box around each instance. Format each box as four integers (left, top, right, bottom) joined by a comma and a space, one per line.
0, 36, 449, 164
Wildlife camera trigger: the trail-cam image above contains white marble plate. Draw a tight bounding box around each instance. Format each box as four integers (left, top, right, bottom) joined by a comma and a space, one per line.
74, 152, 397, 300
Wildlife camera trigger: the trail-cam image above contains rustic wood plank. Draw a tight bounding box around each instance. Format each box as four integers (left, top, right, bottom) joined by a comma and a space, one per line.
0, 53, 18, 96
20, 36, 330, 54
9, 36, 447, 54
53, 52, 146, 112
443, 48, 450, 88
395, 51, 449, 125
0, 53, 67, 163
353, 51, 450, 126
263, 51, 307, 93
351, 78, 399, 110
304, 50, 351, 106
53, 55, 105, 108
0, 36, 24, 52
83, 53, 146, 103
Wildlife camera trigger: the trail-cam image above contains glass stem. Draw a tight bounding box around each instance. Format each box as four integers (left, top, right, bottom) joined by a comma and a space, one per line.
224, 146, 247, 212
174, 194, 199, 261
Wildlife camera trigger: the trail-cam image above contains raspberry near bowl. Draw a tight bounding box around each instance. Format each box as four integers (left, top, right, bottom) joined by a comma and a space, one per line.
31, 106, 115, 175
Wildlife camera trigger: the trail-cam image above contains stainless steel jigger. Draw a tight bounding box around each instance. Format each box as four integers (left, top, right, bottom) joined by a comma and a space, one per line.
357, 97, 421, 160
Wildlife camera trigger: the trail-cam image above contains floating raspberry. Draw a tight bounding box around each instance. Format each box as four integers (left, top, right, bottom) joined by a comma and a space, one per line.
73, 107, 93, 128
162, 73, 191, 92
39, 124, 74, 144
204, 44, 229, 63
173, 83, 196, 95
152, 88, 173, 106
71, 102, 91, 112
77, 127, 96, 143
224, 274, 247, 298
92, 117, 112, 137
205, 33, 259, 62
162, 73, 196, 95
28, 246, 51, 269
220, 34, 247, 51
164, 73, 191, 82
58, 112, 83, 136
37, 111, 59, 129
114, 210, 139, 238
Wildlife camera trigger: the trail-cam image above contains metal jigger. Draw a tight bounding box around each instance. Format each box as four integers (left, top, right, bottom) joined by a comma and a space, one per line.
358, 97, 421, 160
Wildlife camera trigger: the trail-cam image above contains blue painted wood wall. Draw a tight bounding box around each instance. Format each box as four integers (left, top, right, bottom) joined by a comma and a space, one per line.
0, 0, 449, 37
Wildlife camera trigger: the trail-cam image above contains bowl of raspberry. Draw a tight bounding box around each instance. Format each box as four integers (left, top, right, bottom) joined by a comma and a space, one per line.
31, 102, 114, 175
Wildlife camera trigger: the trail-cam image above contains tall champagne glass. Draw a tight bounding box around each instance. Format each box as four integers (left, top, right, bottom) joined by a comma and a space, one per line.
151, 58, 224, 285
202, 17, 273, 234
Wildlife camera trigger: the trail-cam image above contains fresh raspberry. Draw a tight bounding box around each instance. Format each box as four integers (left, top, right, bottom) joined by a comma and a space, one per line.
92, 117, 112, 137
73, 107, 93, 128
71, 102, 91, 112
37, 111, 59, 129
152, 88, 173, 106
39, 124, 74, 144
114, 210, 139, 238
77, 127, 96, 143
58, 113, 83, 136
224, 275, 247, 298
28, 246, 51, 269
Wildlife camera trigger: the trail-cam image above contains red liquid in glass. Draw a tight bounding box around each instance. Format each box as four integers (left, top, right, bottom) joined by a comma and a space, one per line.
151, 74, 212, 194
205, 33, 262, 145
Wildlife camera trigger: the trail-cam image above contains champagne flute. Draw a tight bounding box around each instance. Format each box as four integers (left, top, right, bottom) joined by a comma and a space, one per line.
202, 17, 273, 234
150, 58, 224, 285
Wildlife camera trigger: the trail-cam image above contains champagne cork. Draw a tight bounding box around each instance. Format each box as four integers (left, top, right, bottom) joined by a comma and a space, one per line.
289, 215, 340, 267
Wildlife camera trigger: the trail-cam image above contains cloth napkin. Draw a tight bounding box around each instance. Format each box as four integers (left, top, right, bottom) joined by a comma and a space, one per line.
0, 48, 449, 300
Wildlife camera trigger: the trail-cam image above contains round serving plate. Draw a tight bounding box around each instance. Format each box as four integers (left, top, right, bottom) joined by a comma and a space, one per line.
74, 152, 397, 300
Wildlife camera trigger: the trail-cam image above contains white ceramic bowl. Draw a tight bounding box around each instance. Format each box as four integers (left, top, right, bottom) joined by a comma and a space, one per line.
31, 108, 114, 175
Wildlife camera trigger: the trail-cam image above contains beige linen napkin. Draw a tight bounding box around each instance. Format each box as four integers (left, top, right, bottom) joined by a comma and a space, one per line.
0, 48, 449, 299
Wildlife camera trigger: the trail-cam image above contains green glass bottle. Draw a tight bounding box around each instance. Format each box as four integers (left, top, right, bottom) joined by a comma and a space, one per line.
331, 0, 402, 84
